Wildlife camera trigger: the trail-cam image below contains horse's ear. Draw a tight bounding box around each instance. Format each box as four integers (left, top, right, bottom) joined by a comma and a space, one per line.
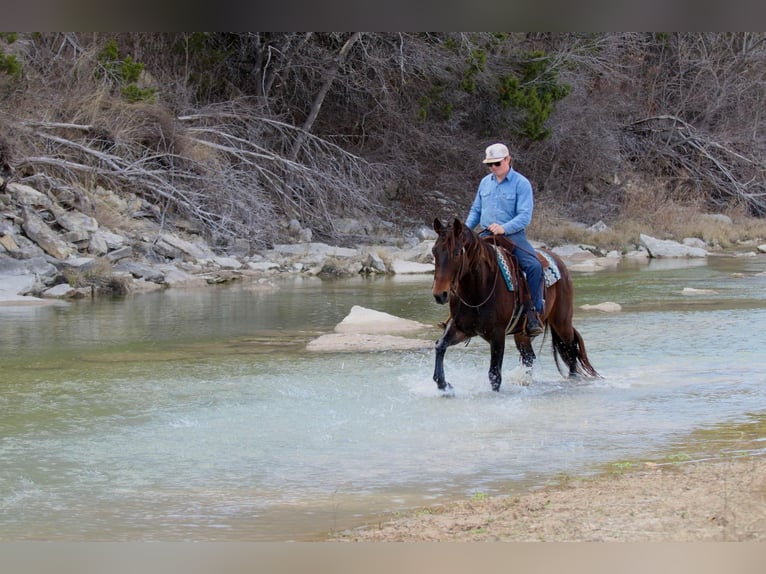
433, 218, 443, 233
453, 218, 463, 234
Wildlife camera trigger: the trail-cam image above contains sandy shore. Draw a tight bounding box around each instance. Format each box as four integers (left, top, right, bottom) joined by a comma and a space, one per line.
333, 453, 766, 542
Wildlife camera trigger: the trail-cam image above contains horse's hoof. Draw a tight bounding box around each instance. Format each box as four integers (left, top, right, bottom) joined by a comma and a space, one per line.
439, 383, 455, 397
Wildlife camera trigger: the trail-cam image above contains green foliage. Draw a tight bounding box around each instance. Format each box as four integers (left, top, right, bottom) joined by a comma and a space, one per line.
460, 48, 487, 94
173, 33, 237, 102
0, 32, 21, 79
121, 84, 156, 104
498, 50, 570, 141
0, 52, 21, 77
418, 82, 452, 122
96, 38, 156, 103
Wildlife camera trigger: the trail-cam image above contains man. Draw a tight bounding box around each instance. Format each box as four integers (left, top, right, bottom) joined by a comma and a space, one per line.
464, 142, 544, 337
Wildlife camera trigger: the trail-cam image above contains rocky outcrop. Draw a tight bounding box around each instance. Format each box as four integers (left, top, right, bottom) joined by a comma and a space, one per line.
0, 176, 756, 307
0, 179, 443, 303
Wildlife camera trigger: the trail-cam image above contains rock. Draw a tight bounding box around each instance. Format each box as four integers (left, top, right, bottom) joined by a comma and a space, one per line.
55, 209, 99, 233
42, 283, 88, 299
682, 237, 707, 249
157, 232, 215, 260
624, 248, 650, 260
63, 229, 90, 244
363, 252, 387, 273
21, 207, 74, 260
0, 272, 53, 306
158, 266, 208, 288
394, 240, 435, 264
639, 234, 708, 258
7, 182, 53, 209
334, 217, 369, 235
551, 244, 596, 262
587, 220, 609, 232
60, 256, 96, 270
306, 305, 433, 352
681, 287, 718, 295
580, 301, 622, 312
306, 333, 432, 352
269, 242, 358, 260
113, 261, 166, 283
208, 256, 242, 270
95, 230, 127, 250
0, 233, 19, 252
416, 226, 437, 241
246, 260, 280, 271
390, 260, 434, 274
569, 257, 621, 272
334, 305, 430, 334
105, 246, 133, 262
757, 244, 766, 254
88, 232, 109, 255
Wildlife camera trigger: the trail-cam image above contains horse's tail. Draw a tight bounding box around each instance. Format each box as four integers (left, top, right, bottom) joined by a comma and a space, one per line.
551, 326, 601, 378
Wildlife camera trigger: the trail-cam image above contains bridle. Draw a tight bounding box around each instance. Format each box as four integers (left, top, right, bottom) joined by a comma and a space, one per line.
448, 242, 499, 310
438, 234, 525, 335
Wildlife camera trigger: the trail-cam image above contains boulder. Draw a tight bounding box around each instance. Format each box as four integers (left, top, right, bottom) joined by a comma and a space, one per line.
639, 234, 708, 258
390, 260, 434, 274
306, 305, 433, 352
334, 305, 430, 334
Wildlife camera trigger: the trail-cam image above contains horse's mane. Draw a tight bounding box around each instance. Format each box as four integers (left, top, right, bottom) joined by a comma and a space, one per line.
436, 218, 513, 271
460, 225, 496, 269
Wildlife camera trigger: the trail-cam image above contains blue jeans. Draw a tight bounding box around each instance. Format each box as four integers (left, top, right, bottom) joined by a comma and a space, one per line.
482, 229, 544, 313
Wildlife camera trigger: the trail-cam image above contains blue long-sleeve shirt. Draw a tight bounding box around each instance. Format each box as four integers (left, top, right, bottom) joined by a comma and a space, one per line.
464, 167, 534, 235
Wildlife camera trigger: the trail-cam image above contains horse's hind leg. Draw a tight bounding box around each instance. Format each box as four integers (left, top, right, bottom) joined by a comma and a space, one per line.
514, 333, 537, 369
550, 325, 581, 378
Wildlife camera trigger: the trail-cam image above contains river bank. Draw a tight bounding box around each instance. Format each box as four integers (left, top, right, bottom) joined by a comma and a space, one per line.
332, 430, 766, 542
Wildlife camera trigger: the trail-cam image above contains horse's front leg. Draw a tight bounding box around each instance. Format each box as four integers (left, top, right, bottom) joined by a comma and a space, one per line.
433, 319, 467, 393
488, 332, 506, 391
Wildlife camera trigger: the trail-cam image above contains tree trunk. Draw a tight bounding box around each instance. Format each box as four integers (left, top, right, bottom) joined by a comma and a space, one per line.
289, 32, 363, 161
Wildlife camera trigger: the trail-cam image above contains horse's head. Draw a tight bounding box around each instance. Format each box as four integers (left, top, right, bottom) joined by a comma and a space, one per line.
431, 217, 470, 304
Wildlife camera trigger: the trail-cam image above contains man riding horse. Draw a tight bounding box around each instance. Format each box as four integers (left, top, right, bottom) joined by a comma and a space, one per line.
464, 142, 544, 337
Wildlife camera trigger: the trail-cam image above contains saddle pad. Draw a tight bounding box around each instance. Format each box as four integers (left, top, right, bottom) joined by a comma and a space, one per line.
494, 245, 515, 291
539, 251, 561, 288
494, 246, 561, 291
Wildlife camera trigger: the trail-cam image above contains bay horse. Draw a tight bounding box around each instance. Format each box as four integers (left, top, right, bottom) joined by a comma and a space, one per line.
431, 217, 599, 393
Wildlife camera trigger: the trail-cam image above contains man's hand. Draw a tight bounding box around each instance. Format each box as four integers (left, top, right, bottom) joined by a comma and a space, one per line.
487, 223, 505, 235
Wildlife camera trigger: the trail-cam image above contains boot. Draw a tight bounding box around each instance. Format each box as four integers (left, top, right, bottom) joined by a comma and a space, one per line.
524, 301, 544, 337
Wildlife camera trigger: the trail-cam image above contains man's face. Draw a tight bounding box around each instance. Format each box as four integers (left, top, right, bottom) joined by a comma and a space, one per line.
488, 156, 510, 179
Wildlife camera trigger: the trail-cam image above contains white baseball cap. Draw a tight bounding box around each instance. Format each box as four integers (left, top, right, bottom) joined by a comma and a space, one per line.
482, 143, 510, 163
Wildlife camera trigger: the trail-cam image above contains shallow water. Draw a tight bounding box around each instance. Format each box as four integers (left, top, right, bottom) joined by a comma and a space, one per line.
1, 254, 766, 540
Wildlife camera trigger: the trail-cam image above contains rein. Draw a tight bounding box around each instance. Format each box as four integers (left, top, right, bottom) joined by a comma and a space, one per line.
449, 244, 499, 310
449, 238, 525, 335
